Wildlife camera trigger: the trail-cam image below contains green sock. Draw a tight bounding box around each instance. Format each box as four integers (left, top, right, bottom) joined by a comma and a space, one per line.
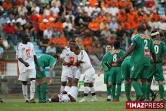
112, 85, 116, 100
41, 83, 47, 101
136, 83, 142, 100
125, 83, 131, 101
159, 84, 164, 100
132, 81, 143, 97
146, 84, 151, 100
36, 85, 42, 101
107, 86, 112, 97
116, 84, 121, 100
142, 82, 147, 96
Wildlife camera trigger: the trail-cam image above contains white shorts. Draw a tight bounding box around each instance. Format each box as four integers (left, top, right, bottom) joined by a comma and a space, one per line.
68, 68, 80, 80
83, 67, 95, 83
18, 69, 36, 81
68, 86, 78, 100
61, 68, 72, 82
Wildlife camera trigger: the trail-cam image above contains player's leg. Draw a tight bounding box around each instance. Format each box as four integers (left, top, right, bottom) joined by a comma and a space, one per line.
79, 82, 89, 102
28, 69, 36, 103
41, 78, 48, 102
109, 68, 116, 101
121, 61, 131, 101
107, 72, 112, 101
141, 66, 150, 98
131, 65, 145, 101
18, 71, 29, 102
116, 67, 123, 102
36, 79, 42, 102
89, 82, 97, 102
60, 70, 68, 92
154, 64, 165, 101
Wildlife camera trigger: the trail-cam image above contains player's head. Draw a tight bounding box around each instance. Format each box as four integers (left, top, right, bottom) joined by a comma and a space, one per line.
137, 24, 145, 33
69, 39, 76, 50
53, 54, 59, 60
113, 41, 120, 49
106, 43, 112, 52
72, 45, 80, 55
51, 94, 59, 102
21, 33, 30, 43
151, 30, 160, 39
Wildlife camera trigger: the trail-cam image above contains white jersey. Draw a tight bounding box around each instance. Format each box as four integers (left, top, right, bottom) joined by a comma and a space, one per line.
58, 93, 70, 102
16, 42, 36, 73
77, 50, 92, 70
60, 47, 77, 70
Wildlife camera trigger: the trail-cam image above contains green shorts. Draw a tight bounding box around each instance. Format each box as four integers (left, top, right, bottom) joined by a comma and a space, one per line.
36, 70, 46, 79
121, 59, 131, 80
110, 67, 123, 84
130, 64, 149, 79
147, 63, 164, 81
104, 71, 111, 84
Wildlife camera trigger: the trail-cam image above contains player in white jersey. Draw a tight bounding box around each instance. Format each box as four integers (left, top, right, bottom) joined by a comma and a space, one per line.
16, 33, 39, 103
50, 76, 79, 102
72, 45, 97, 102
60, 40, 78, 92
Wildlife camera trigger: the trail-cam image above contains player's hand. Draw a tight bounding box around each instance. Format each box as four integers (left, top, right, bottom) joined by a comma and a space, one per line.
24, 62, 29, 67
98, 72, 101, 77
73, 62, 80, 67
153, 63, 156, 70
63, 62, 72, 67
117, 58, 124, 64
48, 78, 53, 85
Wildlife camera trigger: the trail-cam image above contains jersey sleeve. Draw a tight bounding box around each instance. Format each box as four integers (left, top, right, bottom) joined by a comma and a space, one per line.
132, 35, 139, 45
77, 50, 85, 62
60, 48, 66, 59
49, 57, 56, 68
31, 43, 36, 56
17, 43, 22, 59
150, 38, 155, 54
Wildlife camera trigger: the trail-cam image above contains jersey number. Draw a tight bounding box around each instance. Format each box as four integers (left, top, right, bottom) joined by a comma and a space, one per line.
144, 40, 148, 49
154, 45, 159, 54
113, 54, 117, 62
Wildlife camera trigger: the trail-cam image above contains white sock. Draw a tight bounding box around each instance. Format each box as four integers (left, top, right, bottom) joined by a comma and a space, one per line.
84, 86, 89, 100
60, 86, 65, 93
22, 84, 28, 101
30, 80, 36, 100
90, 87, 95, 93
64, 86, 71, 92
107, 96, 111, 99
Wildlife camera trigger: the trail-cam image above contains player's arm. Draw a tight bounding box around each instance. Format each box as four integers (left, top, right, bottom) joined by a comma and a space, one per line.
150, 39, 156, 69
34, 55, 39, 68
17, 44, 29, 67
98, 66, 103, 77
117, 42, 136, 64
18, 58, 29, 67
68, 94, 76, 102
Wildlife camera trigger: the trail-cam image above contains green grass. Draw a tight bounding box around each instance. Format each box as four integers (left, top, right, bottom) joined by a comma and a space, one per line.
0, 97, 165, 111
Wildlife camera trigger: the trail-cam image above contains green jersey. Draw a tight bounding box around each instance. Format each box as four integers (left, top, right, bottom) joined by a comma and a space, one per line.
152, 39, 166, 62
131, 33, 155, 65
37, 54, 56, 69
110, 49, 125, 66
101, 52, 112, 71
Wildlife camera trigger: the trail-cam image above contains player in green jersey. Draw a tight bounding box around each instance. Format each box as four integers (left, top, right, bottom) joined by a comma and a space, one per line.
109, 41, 125, 102
146, 30, 166, 101
98, 43, 112, 101
117, 24, 156, 101
36, 54, 59, 103
121, 56, 132, 101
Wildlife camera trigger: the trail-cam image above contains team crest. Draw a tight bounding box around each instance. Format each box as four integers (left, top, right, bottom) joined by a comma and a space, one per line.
66, 54, 69, 56
22, 47, 25, 50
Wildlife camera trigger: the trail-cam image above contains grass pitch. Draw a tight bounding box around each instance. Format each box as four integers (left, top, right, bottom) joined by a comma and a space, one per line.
0, 97, 165, 111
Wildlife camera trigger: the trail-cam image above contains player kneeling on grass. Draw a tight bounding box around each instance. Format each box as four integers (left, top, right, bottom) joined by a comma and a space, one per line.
72, 45, 97, 102
36, 54, 59, 103
50, 78, 79, 102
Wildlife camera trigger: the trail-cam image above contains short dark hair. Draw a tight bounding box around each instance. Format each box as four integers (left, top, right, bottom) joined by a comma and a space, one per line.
137, 24, 145, 32
114, 41, 120, 49
53, 54, 59, 59
69, 39, 76, 43
106, 43, 112, 46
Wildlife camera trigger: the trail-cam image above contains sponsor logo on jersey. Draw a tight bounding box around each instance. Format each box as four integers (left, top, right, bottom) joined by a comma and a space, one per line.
153, 40, 160, 45
111, 50, 120, 54
140, 34, 150, 39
